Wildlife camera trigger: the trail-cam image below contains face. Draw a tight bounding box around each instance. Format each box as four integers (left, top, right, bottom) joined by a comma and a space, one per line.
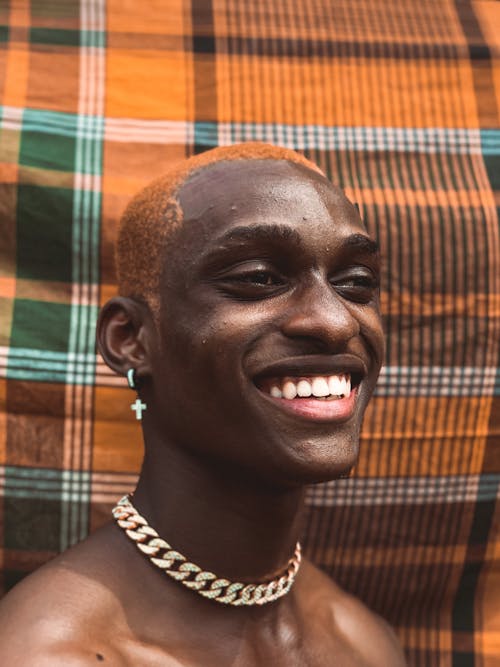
149, 160, 384, 487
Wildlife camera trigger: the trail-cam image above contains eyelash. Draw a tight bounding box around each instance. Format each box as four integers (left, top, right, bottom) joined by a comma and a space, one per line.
230, 270, 284, 287
330, 274, 380, 304
332, 275, 379, 289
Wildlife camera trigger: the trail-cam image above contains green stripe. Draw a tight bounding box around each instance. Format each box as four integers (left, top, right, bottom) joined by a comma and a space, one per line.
29, 27, 99, 47
7, 348, 95, 362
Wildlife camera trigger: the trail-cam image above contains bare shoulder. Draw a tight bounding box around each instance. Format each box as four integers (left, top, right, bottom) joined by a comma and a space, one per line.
0, 527, 130, 666
302, 560, 407, 667
332, 586, 407, 666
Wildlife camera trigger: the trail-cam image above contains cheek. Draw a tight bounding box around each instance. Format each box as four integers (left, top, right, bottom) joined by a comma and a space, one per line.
152, 315, 265, 460
353, 304, 385, 362
158, 310, 242, 396
166, 298, 267, 358
357, 308, 385, 367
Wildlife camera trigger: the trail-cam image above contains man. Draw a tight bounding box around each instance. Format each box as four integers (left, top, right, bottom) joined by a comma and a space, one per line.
0, 143, 406, 665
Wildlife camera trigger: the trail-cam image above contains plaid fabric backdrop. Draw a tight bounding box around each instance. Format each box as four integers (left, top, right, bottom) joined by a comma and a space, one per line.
0, 1, 499, 665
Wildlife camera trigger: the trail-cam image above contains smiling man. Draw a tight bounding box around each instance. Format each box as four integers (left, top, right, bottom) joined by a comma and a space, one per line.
0, 143, 405, 666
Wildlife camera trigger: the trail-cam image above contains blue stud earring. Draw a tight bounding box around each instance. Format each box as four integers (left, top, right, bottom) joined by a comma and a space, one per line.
127, 368, 147, 420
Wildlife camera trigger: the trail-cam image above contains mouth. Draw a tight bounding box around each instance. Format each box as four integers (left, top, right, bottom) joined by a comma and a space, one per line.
260, 373, 352, 399
252, 355, 366, 423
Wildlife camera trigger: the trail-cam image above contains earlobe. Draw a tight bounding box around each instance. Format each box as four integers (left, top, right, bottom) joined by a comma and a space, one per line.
96, 296, 154, 380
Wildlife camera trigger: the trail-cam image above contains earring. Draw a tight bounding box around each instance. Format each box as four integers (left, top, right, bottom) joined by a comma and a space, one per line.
127, 368, 147, 420
127, 368, 136, 389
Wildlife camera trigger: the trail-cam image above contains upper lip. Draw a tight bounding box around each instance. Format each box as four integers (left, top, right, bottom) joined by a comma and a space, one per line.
251, 354, 367, 386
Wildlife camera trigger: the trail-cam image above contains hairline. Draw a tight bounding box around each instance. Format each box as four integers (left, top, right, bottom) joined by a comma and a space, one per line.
157, 158, 329, 316
116, 146, 327, 320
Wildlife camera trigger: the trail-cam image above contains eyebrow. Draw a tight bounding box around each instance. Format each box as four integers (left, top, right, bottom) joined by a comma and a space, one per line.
213, 224, 304, 248
208, 226, 379, 257
342, 233, 380, 255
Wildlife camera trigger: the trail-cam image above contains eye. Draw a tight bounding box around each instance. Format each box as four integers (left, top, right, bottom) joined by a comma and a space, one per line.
331, 270, 380, 304
231, 270, 283, 286
213, 263, 287, 300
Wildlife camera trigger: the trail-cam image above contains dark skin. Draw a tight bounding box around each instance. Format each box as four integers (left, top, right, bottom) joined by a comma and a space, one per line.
0, 160, 406, 666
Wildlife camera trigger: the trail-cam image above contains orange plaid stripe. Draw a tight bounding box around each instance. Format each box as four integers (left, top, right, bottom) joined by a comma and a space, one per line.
0, 1, 498, 665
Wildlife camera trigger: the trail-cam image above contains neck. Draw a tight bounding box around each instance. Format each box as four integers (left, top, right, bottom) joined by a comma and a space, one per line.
132, 431, 306, 583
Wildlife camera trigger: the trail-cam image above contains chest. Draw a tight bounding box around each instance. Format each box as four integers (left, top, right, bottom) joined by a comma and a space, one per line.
114, 622, 375, 667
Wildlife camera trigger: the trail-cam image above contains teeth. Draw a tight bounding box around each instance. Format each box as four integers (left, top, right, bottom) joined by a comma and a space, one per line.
282, 381, 298, 400
266, 374, 352, 399
328, 375, 343, 395
311, 377, 330, 397
297, 379, 312, 397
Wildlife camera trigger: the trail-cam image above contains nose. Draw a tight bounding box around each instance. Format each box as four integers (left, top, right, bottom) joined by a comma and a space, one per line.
280, 278, 360, 350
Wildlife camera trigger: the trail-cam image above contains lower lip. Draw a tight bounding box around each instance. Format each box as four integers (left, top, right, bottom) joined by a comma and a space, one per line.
260, 387, 358, 423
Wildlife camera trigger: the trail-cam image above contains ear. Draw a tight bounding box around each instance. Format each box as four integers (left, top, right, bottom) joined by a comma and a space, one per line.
96, 296, 156, 381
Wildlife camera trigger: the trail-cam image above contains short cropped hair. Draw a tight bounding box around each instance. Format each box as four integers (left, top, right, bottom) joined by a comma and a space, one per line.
116, 142, 324, 314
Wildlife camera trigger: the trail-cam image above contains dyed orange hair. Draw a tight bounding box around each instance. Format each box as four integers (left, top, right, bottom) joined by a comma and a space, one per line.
116, 142, 324, 313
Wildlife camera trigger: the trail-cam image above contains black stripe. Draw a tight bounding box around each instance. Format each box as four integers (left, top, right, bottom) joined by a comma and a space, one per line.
454, 0, 499, 126
451, 2, 497, 662
193, 34, 216, 55
191, 0, 217, 151
223, 36, 462, 60
451, 483, 497, 665
451, 653, 476, 667
26, 27, 491, 62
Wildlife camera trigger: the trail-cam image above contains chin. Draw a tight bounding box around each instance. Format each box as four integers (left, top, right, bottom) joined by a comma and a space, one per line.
267, 431, 361, 487
290, 458, 357, 486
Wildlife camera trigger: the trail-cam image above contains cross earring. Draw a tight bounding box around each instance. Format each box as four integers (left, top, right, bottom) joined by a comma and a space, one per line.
127, 368, 147, 420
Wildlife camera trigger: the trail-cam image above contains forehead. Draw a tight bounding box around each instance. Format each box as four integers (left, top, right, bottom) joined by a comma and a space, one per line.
176, 159, 364, 243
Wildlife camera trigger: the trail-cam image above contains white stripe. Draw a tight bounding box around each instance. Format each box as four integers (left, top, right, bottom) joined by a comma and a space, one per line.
1, 467, 496, 506
375, 365, 497, 396
306, 475, 500, 506
105, 118, 191, 144
2, 104, 492, 154
0, 467, 137, 504
0, 350, 497, 394
61, 0, 106, 551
